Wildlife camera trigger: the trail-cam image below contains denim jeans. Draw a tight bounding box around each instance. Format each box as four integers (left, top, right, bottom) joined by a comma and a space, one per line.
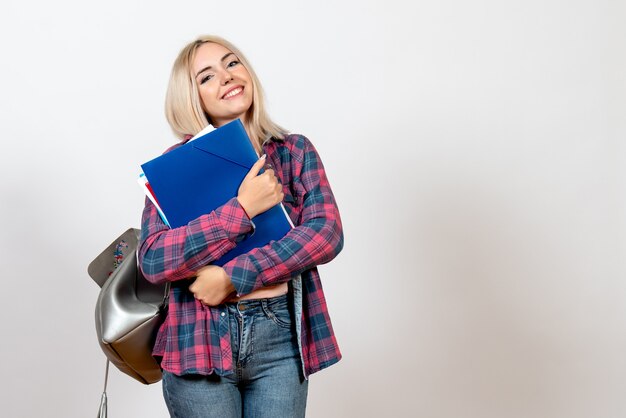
162, 294, 308, 418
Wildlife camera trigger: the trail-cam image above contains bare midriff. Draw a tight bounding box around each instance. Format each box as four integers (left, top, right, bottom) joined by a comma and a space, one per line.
229, 281, 288, 302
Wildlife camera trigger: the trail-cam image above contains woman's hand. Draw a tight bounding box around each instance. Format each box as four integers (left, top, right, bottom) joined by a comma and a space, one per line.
237, 155, 284, 219
189, 265, 236, 306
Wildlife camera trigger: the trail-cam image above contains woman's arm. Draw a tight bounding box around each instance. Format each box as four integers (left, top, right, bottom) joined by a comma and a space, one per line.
222, 135, 344, 296
139, 154, 282, 285
138, 196, 254, 284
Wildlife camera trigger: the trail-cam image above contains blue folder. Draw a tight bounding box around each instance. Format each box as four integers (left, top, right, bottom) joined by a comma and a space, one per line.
140, 119, 292, 266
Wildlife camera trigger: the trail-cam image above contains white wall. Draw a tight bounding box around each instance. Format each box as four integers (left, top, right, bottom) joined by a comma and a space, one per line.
1, 0, 624, 417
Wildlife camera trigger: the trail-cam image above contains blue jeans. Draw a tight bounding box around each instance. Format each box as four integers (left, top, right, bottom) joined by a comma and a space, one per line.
162, 294, 308, 418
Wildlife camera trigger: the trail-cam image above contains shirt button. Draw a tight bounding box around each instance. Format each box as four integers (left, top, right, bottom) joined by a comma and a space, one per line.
220, 312, 226, 317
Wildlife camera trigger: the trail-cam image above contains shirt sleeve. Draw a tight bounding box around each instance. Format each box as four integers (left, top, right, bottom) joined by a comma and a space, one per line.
138, 196, 254, 284
222, 136, 344, 296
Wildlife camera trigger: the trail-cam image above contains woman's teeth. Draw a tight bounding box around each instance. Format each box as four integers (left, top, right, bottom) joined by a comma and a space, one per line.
224, 87, 242, 99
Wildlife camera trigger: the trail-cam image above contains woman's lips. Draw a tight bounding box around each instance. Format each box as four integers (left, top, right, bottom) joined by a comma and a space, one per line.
222, 86, 243, 99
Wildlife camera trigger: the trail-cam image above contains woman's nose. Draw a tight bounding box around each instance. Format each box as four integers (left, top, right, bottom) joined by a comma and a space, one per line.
219, 70, 234, 85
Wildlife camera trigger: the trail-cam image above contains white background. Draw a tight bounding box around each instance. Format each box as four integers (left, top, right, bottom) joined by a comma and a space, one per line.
1, 0, 625, 417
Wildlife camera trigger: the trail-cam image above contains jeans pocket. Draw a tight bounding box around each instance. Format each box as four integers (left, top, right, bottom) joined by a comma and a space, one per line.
262, 297, 292, 329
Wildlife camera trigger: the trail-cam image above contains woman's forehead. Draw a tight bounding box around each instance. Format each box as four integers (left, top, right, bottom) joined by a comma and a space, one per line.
193, 43, 234, 69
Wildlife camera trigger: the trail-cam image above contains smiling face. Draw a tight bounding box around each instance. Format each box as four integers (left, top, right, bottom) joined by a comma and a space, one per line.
192, 42, 254, 127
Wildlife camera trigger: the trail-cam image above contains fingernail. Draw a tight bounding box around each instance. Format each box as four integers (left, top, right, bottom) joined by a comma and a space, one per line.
260, 154, 267, 159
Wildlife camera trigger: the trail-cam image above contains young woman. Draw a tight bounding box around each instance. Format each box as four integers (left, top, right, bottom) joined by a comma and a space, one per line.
138, 35, 344, 418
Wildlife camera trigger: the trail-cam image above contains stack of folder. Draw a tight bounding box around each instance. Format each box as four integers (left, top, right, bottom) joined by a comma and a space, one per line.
139, 119, 292, 266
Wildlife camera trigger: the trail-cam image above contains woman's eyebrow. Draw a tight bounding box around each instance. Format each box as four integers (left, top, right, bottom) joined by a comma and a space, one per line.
195, 53, 236, 78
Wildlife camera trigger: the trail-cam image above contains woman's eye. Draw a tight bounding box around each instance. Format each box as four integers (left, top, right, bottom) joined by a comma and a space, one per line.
227, 60, 240, 68
200, 74, 214, 84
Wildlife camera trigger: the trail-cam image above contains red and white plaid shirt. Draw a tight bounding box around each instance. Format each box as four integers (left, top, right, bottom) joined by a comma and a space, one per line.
138, 133, 344, 378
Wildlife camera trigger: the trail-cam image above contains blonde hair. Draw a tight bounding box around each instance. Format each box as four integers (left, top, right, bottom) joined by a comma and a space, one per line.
164, 35, 286, 145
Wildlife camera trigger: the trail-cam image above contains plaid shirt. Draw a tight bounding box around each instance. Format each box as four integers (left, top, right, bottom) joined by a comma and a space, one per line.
138, 133, 344, 378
